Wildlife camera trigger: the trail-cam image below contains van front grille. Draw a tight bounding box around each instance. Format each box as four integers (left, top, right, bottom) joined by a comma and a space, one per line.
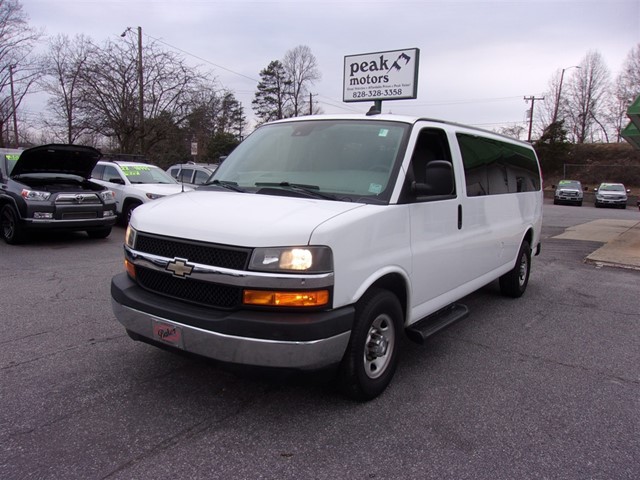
136, 266, 242, 309
135, 233, 251, 270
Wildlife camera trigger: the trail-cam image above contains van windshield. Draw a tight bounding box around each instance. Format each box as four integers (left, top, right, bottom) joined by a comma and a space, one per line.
210, 119, 409, 203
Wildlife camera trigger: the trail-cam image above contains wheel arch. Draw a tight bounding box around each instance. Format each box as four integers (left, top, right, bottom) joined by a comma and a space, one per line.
354, 272, 409, 326
122, 196, 143, 211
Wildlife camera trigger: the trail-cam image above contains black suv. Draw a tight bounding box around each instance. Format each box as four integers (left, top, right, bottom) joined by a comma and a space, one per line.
0, 144, 118, 244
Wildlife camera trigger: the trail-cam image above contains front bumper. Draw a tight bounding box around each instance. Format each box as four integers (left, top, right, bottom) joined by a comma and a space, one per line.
23, 215, 117, 230
554, 193, 582, 204
595, 197, 627, 206
111, 272, 354, 370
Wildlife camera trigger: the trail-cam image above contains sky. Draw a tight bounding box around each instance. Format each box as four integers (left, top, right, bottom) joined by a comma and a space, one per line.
18, 0, 640, 133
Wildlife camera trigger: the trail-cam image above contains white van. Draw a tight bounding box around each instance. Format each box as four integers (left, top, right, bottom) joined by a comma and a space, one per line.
111, 114, 543, 400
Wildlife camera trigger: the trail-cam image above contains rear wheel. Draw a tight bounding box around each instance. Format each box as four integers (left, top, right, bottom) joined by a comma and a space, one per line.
338, 288, 403, 401
499, 240, 531, 298
1, 205, 26, 244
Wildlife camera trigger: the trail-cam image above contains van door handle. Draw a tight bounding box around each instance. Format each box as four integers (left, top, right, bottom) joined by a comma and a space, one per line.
458, 204, 462, 230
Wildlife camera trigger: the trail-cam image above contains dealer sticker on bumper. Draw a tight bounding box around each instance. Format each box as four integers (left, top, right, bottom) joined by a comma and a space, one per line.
152, 319, 183, 348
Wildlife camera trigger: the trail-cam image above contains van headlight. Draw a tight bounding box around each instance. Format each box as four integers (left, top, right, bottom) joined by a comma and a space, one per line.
125, 225, 137, 248
249, 246, 333, 273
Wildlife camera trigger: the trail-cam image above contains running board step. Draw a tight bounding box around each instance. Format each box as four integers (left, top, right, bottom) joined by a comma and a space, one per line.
405, 303, 470, 344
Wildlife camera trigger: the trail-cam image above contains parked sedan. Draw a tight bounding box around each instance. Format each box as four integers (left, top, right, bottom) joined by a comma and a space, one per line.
594, 182, 629, 209
0, 144, 117, 244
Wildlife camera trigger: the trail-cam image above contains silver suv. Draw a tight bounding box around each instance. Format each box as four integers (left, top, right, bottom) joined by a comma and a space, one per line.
167, 162, 218, 186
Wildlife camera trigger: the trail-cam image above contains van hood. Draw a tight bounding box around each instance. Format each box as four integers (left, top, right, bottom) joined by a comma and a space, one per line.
11, 144, 102, 178
131, 190, 365, 247
128, 183, 193, 196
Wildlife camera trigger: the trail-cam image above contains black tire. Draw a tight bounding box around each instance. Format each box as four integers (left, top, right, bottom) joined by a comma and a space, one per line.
499, 240, 531, 298
1, 204, 26, 245
87, 227, 112, 239
121, 202, 141, 225
553, 199, 558, 205
338, 288, 403, 401
577, 201, 583, 207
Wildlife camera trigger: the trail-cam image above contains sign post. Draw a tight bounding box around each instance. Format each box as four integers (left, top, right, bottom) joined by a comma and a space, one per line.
343, 48, 420, 112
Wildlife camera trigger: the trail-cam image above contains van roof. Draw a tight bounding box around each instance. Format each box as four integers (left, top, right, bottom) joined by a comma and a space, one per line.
267, 113, 533, 147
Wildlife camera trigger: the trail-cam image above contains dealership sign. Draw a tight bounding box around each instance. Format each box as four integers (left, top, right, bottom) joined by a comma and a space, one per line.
343, 48, 420, 103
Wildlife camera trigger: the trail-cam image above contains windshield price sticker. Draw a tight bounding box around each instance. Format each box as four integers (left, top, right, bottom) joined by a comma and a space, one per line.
343, 48, 419, 103
121, 165, 150, 176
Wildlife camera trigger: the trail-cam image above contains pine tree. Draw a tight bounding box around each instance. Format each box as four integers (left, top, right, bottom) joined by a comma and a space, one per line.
252, 60, 292, 124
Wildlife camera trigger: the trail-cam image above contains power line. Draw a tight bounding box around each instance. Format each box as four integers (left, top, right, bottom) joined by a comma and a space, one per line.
143, 32, 259, 84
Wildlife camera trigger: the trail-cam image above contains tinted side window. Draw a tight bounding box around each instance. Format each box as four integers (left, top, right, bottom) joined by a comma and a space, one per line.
456, 133, 540, 196
180, 168, 195, 183
91, 164, 105, 179
103, 165, 123, 183
194, 170, 209, 184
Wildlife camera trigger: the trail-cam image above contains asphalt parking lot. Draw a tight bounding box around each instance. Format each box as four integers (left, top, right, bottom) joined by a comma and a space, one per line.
1, 200, 639, 480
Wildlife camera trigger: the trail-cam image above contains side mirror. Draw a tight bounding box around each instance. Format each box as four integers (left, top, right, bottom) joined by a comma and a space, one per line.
411, 160, 454, 196
109, 178, 125, 185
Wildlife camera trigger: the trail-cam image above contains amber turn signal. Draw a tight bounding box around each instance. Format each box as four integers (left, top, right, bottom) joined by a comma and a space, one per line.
125, 259, 136, 279
243, 289, 329, 307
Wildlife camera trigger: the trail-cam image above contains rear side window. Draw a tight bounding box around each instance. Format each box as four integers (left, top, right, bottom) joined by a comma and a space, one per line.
457, 133, 540, 196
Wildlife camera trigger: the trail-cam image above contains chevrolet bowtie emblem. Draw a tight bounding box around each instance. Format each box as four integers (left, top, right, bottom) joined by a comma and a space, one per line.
166, 258, 194, 278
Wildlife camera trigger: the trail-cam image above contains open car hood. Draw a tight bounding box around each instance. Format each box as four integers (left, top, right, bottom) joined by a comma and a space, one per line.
11, 144, 102, 179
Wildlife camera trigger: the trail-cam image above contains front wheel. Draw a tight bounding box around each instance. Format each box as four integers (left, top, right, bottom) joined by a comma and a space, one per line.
87, 227, 112, 239
499, 240, 531, 298
338, 288, 403, 401
1, 205, 26, 244
121, 201, 141, 225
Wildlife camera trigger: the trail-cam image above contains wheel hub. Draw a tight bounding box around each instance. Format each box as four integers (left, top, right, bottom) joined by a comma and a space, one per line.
366, 330, 389, 359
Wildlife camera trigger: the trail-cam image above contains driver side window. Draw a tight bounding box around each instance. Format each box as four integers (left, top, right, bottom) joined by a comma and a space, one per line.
408, 128, 455, 200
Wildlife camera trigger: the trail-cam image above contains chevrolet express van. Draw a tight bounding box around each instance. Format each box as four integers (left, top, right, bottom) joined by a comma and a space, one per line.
111, 114, 543, 400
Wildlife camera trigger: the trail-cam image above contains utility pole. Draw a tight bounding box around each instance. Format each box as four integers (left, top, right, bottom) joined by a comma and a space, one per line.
524, 95, 544, 142
309, 93, 313, 115
9, 65, 18, 147
121, 27, 144, 155
552, 65, 580, 125
137, 26, 144, 155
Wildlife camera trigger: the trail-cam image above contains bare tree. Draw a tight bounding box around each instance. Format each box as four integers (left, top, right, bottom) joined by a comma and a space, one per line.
0, 0, 42, 147
282, 45, 321, 117
78, 35, 207, 155
564, 51, 610, 143
40, 34, 92, 144
608, 43, 640, 141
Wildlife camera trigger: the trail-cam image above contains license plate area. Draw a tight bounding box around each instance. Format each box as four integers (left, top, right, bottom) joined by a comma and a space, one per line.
151, 319, 184, 348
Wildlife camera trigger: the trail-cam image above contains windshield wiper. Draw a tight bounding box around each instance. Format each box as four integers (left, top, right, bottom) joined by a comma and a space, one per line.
207, 179, 246, 192
255, 182, 337, 200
